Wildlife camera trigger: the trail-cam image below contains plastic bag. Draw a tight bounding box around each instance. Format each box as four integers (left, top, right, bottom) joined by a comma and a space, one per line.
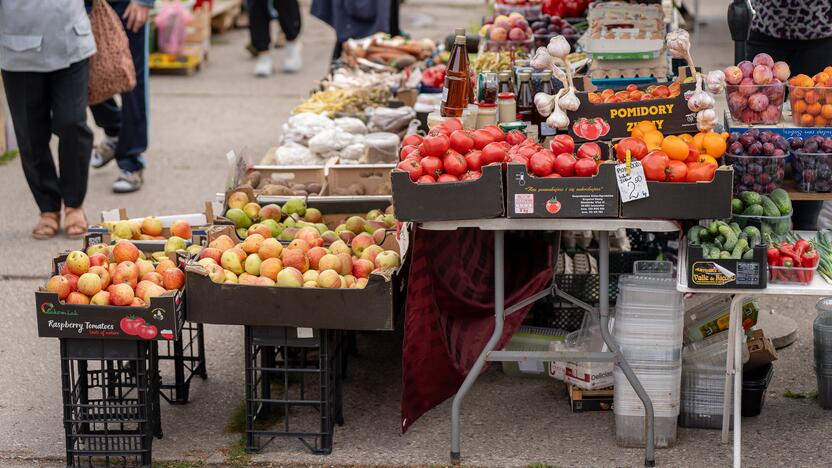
362, 132, 400, 163
367, 106, 417, 136
339, 143, 366, 164
155, 3, 192, 55
275, 141, 322, 165
334, 117, 368, 134
308, 127, 356, 154
282, 113, 335, 145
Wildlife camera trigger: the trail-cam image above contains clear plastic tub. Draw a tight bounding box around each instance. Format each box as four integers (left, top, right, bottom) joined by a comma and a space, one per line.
683, 332, 748, 369
614, 365, 681, 414
615, 302, 684, 323
679, 366, 726, 429
494, 2, 543, 18
792, 150, 832, 192
725, 153, 787, 194
769, 263, 817, 285
478, 38, 534, 54
615, 414, 678, 448
617, 275, 683, 309
501, 326, 565, 377
684, 296, 759, 344
787, 84, 832, 127
725, 82, 785, 125
732, 212, 792, 239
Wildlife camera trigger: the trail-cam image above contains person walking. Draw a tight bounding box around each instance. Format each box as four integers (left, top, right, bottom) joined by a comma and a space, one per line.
249, 0, 303, 76
89, 0, 153, 193
0, 1, 96, 239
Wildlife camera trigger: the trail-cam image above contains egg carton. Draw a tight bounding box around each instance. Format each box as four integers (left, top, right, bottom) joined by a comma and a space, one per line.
588, 54, 668, 79
587, 2, 664, 24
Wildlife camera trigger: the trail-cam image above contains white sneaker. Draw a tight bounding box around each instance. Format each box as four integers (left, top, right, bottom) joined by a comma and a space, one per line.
91, 136, 118, 169
283, 41, 303, 73
254, 54, 273, 77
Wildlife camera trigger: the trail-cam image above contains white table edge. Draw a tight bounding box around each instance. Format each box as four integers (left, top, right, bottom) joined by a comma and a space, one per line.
419, 218, 680, 232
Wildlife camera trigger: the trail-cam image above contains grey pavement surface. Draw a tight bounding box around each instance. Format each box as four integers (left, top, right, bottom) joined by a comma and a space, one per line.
2, 1, 832, 467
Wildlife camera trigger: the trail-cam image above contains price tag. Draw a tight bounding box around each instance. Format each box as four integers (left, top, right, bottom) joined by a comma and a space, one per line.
296, 328, 314, 339
615, 160, 649, 203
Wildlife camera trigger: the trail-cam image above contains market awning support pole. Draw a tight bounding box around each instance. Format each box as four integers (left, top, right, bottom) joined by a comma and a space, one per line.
450, 230, 505, 465
597, 231, 656, 467
722, 294, 748, 467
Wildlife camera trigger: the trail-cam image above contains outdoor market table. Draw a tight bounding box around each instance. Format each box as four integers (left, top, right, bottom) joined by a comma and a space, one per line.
420, 218, 680, 467
677, 232, 832, 468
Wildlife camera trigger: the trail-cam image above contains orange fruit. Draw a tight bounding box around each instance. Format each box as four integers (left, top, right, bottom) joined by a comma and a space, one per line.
642, 130, 664, 150
692, 132, 706, 151
800, 113, 815, 126
808, 102, 823, 116
816, 72, 831, 84
635, 121, 657, 133
815, 115, 828, 127
699, 154, 719, 167
792, 87, 806, 99
793, 100, 808, 114
662, 135, 690, 161
702, 132, 727, 158
805, 90, 820, 104
678, 133, 693, 143
720, 132, 730, 140
822, 104, 832, 120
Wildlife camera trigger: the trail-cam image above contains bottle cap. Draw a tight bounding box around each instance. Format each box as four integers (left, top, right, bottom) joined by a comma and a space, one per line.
477, 102, 497, 108
455, 28, 466, 37
498, 71, 512, 80
541, 70, 553, 79
498, 92, 515, 100
455, 35, 466, 45
519, 72, 531, 80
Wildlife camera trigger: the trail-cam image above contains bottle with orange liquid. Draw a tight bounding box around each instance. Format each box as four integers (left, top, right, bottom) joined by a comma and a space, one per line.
440, 34, 470, 118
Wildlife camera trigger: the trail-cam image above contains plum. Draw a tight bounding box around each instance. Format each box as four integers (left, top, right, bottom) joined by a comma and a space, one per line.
823, 139, 832, 153
760, 173, 772, 185
727, 133, 739, 145
749, 129, 760, 137
742, 173, 756, 186
729, 141, 745, 155
728, 91, 747, 112
763, 79, 785, 103
760, 105, 781, 124
789, 136, 804, 150
805, 140, 820, 153
739, 134, 756, 148
773, 136, 789, 152
739, 78, 757, 96
753, 65, 773, 84
753, 53, 775, 68
724, 66, 743, 85
772, 61, 791, 81
741, 108, 760, 124
762, 142, 775, 156
773, 148, 786, 156
531, 21, 547, 30
494, 17, 512, 30
759, 130, 772, 143
738, 60, 755, 78
748, 142, 763, 156
548, 24, 560, 33
748, 92, 769, 111
512, 17, 528, 29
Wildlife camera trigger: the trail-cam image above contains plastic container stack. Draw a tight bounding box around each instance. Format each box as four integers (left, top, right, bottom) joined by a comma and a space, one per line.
613, 272, 683, 448
814, 298, 832, 408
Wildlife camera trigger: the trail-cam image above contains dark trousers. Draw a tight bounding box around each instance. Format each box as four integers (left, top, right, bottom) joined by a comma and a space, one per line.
90, 0, 148, 173
3, 60, 93, 213
248, 0, 301, 52
746, 31, 832, 229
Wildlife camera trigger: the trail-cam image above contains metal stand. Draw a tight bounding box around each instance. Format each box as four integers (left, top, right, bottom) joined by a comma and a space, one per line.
426, 219, 680, 467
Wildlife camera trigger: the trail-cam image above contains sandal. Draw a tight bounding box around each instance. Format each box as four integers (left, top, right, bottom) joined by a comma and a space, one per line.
64, 207, 89, 239
32, 212, 60, 240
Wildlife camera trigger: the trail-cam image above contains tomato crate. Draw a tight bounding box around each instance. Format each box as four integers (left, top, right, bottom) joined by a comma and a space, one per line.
60, 339, 162, 467
505, 163, 620, 218
156, 321, 207, 404
619, 166, 734, 219
244, 327, 344, 454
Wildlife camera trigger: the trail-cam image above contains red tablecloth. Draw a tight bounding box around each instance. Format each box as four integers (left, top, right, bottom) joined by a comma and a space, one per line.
401, 228, 553, 432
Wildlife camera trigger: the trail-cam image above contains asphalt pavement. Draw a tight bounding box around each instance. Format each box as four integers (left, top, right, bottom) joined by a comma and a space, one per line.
1, 1, 831, 467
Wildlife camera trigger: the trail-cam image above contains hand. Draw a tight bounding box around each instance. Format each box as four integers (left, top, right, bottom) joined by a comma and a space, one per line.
123, 2, 150, 33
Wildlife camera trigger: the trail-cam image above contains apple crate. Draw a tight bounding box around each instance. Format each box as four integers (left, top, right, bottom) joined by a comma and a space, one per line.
35, 252, 186, 341
86, 202, 214, 248
183, 229, 408, 330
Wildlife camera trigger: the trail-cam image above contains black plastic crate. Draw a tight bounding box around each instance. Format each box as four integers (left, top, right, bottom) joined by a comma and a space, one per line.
742, 363, 774, 417
244, 326, 344, 455
61, 339, 162, 467
157, 321, 207, 404
526, 299, 587, 333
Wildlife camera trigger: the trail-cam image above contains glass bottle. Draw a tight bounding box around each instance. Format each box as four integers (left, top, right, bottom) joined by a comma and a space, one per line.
516, 72, 534, 124
440, 34, 470, 118
498, 71, 514, 95
481, 72, 498, 104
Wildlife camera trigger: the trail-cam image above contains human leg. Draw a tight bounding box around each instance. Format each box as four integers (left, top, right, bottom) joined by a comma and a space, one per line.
274, 0, 302, 72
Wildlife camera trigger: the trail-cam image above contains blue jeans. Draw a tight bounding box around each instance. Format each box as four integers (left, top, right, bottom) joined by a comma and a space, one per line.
90, 0, 149, 173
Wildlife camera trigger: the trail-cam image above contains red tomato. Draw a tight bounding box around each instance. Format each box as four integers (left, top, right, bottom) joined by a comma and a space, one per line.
553, 153, 577, 177
642, 150, 670, 182
443, 118, 464, 133
481, 142, 507, 165
574, 158, 598, 177
137, 323, 158, 340
397, 159, 423, 181
505, 130, 526, 145
666, 160, 688, 182
529, 151, 556, 177
402, 134, 423, 147
400, 145, 420, 161
517, 145, 538, 159
544, 173, 562, 178
437, 173, 459, 182
577, 142, 602, 162
449, 130, 474, 154
482, 125, 506, 142
443, 150, 468, 176
419, 134, 450, 157
464, 150, 483, 172
508, 154, 530, 167
545, 197, 561, 214
429, 126, 451, 137
616, 137, 649, 162
550, 134, 575, 155
420, 156, 443, 177
119, 316, 145, 336
461, 171, 481, 181
472, 129, 496, 150
626, 84, 638, 92
417, 174, 436, 183
684, 143, 700, 164
686, 162, 717, 182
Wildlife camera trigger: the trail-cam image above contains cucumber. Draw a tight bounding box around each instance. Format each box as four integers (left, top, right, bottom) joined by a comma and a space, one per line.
769, 188, 792, 215
732, 198, 745, 214
742, 204, 765, 216
730, 222, 742, 235
707, 220, 720, 236
743, 225, 761, 239
688, 225, 704, 244
742, 248, 755, 260
732, 238, 749, 259
761, 223, 773, 237
760, 195, 781, 217
775, 220, 791, 236
739, 191, 762, 206
720, 250, 733, 259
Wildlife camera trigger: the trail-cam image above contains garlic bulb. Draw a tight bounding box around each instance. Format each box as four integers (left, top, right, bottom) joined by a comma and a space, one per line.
547, 35, 571, 60
531, 47, 554, 71
534, 92, 556, 117
559, 87, 580, 112
696, 109, 717, 132
706, 70, 726, 94
687, 90, 715, 112
546, 99, 569, 130
551, 64, 568, 88
666, 29, 691, 60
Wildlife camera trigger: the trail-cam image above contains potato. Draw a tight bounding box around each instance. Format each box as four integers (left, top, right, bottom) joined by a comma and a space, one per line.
306, 183, 323, 195
243, 171, 261, 188
261, 184, 293, 196
348, 183, 366, 196
291, 190, 308, 196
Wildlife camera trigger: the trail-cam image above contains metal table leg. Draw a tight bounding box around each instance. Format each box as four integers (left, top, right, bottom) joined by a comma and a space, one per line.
597, 231, 655, 467
722, 294, 748, 467
450, 230, 505, 464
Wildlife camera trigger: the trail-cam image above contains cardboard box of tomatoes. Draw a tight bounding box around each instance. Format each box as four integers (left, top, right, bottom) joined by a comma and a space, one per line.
567, 68, 698, 143
35, 253, 185, 340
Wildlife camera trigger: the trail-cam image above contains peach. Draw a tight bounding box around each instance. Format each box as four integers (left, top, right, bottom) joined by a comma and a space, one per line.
772, 61, 790, 81
281, 248, 309, 272
752, 52, 774, 68
46, 275, 71, 299
752, 65, 772, 85
66, 292, 90, 305
141, 216, 163, 236
170, 220, 192, 240
162, 268, 185, 290
306, 247, 329, 270
259, 258, 283, 281
109, 283, 134, 306
113, 240, 140, 263
242, 233, 265, 254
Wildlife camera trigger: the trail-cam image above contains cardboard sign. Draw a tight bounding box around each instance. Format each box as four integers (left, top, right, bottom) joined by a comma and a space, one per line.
614, 161, 649, 203
506, 163, 620, 218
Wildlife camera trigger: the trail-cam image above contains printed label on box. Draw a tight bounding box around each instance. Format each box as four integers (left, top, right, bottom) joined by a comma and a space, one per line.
736, 262, 761, 285
514, 194, 534, 214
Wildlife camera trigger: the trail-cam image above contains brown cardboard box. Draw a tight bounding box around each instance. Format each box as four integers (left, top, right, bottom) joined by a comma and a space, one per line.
745, 329, 778, 371
620, 166, 734, 219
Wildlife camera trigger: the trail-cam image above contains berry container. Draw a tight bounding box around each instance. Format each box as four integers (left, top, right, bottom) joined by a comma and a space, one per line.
725, 153, 787, 193
725, 82, 786, 125
792, 150, 832, 192
787, 85, 832, 127
732, 212, 792, 239
768, 263, 817, 285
